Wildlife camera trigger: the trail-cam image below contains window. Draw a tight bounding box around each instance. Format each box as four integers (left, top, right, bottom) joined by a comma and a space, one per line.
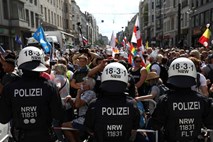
205, 10, 210, 24
66, 19, 69, 29
3, 0, 9, 19
34, 0, 37, 6
44, 7, 47, 21
211, 9, 213, 22
200, 13, 204, 25
200, 0, 203, 5
195, 14, 199, 26
41, 5, 43, 14
31, 11, 34, 28
51, 11, 53, 24
57, 15, 59, 26
48, 9, 50, 22
171, 17, 174, 30
151, 2, 154, 9
196, 0, 199, 7
54, 13, 56, 25
73, 24, 75, 30
192, 16, 195, 27
26, 9, 30, 26
173, 0, 176, 8
35, 13, 39, 27
30, 0, 33, 3
18, 5, 25, 20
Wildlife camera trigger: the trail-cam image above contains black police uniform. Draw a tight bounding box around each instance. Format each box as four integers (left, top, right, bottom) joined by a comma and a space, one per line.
150, 89, 213, 142
84, 92, 140, 142
0, 71, 64, 142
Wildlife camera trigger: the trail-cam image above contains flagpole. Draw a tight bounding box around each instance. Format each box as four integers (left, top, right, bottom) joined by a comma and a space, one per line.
77, 22, 85, 47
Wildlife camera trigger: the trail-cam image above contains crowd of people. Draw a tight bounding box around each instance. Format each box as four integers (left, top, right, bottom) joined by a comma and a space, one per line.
0, 45, 213, 142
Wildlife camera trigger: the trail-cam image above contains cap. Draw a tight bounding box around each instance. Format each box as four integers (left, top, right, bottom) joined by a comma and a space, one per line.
146, 71, 159, 81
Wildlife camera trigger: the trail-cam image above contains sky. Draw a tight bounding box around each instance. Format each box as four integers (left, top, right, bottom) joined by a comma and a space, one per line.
76, 0, 141, 40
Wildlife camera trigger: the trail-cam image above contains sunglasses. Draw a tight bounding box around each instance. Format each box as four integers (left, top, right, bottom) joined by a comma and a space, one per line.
135, 60, 142, 63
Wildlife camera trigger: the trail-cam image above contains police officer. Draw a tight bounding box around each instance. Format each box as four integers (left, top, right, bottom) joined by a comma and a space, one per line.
84, 62, 140, 142
149, 57, 213, 142
0, 46, 64, 142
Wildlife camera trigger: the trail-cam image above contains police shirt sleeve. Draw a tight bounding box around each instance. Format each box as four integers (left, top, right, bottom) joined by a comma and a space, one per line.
149, 95, 168, 130
0, 86, 12, 124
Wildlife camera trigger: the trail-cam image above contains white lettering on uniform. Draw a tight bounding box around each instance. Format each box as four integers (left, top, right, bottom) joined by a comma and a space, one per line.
102, 107, 129, 115
21, 106, 37, 112
110, 74, 121, 78
173, 102, 200, 111
179, 118, 194, 124
107, 125, 123, 130
178, 70, 189, 74
14, 88, 42, 97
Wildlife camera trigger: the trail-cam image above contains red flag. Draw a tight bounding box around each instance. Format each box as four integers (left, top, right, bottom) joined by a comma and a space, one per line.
198, 24, 211, 47
131, 15, 145, 67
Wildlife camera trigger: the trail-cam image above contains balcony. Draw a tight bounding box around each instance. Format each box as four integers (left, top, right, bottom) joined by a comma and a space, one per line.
10, 19, 28, 28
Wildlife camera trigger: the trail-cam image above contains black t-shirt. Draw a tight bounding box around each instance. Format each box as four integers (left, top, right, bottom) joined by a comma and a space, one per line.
84, 94, 140, 142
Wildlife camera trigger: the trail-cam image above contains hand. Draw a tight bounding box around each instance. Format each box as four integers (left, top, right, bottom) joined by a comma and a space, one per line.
64, 95, 72, 103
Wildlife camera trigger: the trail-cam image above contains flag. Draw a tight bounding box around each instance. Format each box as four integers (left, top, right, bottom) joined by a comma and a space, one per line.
122, 36, 127, 51
128, 43, 137, 65
83, 36, 88, 45
15, 35, 23, 46
131, 15, 145, 67
110, 31, 116, 48
33, 26, 52, 53
110, 31, 119, 56
198, 24, 211, 47
131, 15, 145, 53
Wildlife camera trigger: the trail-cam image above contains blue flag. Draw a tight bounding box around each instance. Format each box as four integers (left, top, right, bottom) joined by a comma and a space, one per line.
15, 35, 23, 46
33, 26, 52, 53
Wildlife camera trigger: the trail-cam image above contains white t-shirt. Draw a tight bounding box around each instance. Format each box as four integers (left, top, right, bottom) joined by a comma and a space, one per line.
191, 73, 207, 93
150, 63, 161, 76
53, 75, 71, 109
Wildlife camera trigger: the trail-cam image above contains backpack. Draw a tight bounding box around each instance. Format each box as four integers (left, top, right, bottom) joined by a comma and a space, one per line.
207, 64, 213, 83
150, 62, 168, 84
158, 83, 169, 96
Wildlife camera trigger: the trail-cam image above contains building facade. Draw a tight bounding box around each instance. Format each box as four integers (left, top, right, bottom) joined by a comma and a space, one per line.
0, 0, 100, 52
139, 0, 213, 48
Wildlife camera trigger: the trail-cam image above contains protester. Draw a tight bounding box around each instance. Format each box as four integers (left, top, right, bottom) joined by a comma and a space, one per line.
62, 77, 96, 142
128, 55, 148, 96
70, 54, 90, 98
